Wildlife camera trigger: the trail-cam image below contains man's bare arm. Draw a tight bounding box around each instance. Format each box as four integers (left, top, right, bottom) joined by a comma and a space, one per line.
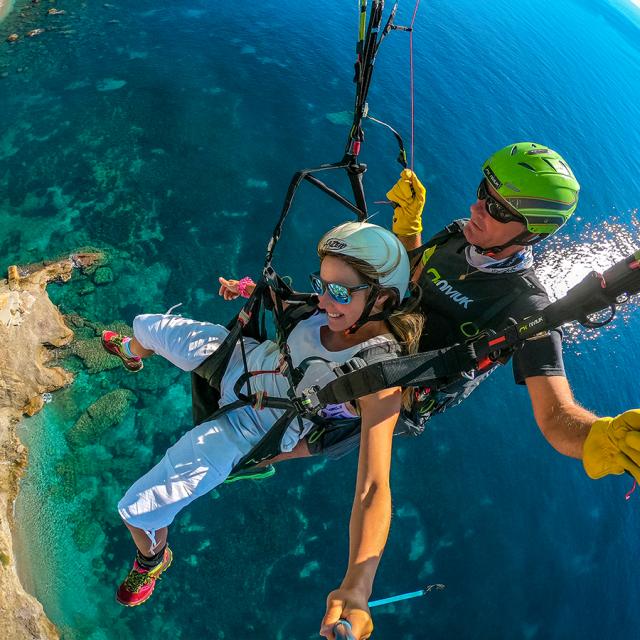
525, 375, 596, 458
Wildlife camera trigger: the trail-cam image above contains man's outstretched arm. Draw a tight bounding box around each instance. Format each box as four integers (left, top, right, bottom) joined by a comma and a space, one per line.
526, 375, 640, 481
525, 375, 596, 458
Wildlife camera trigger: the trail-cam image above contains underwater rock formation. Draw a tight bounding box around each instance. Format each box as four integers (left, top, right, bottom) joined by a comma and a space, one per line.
0, 252, 100, 640
65, 388, 136, 448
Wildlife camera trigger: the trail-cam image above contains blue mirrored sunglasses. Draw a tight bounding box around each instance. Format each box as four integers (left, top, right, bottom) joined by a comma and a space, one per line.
309, 272, 370, 305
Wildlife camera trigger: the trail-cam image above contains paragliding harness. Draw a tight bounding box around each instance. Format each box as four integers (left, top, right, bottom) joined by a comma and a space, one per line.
190, 1, 640, 475
195, 245, 640, 476
191, 0, 415, 475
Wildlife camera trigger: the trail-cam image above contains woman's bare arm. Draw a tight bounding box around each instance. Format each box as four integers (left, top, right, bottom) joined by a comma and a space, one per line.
320, 386, 401, 639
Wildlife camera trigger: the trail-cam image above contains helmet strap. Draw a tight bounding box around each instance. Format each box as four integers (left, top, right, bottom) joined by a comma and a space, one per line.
473, 230, 546, 256
345, 285, 384, 335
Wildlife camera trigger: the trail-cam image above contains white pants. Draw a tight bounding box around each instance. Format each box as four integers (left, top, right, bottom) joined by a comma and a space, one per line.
117, 314, 271, 549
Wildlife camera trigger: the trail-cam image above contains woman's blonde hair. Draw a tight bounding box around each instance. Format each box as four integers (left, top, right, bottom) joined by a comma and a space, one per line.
317, 248, 424, 410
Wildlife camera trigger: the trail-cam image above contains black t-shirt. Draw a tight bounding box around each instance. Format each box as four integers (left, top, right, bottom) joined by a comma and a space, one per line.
416, 220, 565, 386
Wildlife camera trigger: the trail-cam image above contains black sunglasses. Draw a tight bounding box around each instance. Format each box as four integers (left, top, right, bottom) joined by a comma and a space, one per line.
477, 180, 525, 225
309, 272, 370, 305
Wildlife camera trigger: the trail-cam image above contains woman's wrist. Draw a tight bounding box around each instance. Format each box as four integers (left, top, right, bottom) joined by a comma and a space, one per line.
339, 572, 374, 600
236, 276, 255, 298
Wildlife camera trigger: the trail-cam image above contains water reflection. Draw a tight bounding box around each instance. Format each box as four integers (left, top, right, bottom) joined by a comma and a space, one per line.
535, 211, 639, 344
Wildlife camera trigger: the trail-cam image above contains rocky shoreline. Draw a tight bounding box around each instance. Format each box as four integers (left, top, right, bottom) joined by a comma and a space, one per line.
0, 0, 13, 23
0, 253, 100, 640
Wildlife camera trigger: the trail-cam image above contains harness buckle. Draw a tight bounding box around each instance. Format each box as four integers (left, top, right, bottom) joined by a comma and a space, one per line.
238, 309, 251, 327
263, 265, 279, 288
293, 385, 321, 415
335, 356, 367, 376
277, 353, 289, 375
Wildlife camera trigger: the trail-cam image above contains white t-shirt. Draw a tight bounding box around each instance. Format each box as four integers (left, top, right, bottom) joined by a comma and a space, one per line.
220, 312, 396, 451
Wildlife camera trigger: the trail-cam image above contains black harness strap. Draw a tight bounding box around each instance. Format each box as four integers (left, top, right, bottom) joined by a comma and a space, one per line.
229, 333, 405, 474
191, 298, 260, 426
232, 408, 300, 471
407, 221, 463, 265
313, 343, 476, 409
200, 245, 640, 474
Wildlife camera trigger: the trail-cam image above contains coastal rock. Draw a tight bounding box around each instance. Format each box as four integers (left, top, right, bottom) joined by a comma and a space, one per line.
0, 252, 101, 640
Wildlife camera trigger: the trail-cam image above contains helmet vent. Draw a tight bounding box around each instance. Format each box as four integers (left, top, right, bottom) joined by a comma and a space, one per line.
510, 145, 518, 156
556, 160, 571, 176
517, 162, 536, 172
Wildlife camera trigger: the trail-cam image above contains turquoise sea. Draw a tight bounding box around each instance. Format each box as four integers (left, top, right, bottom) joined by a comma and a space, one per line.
2, 0, 640, 638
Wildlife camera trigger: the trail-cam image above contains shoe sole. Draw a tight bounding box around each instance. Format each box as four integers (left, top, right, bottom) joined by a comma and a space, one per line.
224, 465, 276, 484
115, 549, 173, 607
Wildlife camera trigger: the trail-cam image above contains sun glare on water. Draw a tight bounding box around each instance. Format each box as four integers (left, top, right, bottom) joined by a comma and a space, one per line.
535, 211, 639, 344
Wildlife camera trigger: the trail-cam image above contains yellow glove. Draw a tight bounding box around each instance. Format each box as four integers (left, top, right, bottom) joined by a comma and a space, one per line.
583, 410, 640, 481
385, 169, 426, 236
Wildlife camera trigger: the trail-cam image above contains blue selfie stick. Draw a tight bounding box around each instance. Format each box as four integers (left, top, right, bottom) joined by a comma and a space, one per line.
368, 583, 445, 607
332, 584, 445, 637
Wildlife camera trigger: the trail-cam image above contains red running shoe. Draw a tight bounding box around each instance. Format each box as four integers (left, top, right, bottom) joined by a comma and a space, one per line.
116, 546, 173, 607
101, 330, 143, 372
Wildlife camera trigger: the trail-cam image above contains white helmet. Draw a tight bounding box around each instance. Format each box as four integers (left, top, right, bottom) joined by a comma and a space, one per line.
317, 221, 410, 300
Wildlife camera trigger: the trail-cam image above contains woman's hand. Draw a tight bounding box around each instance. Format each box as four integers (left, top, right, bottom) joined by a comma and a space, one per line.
218, 277, 240, 300
218, 277, 255, 300
320, 588, 373, 640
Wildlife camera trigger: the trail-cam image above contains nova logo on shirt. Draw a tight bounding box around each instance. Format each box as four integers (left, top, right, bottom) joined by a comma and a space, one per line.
426, 267, 474, 309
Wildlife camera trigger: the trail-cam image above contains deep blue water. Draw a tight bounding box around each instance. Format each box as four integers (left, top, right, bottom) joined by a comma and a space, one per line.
2, 0, 640, 638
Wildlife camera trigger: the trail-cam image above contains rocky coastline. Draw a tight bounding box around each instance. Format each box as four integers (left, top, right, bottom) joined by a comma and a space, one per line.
0, 253, 100, 640
0, 0, 13, 24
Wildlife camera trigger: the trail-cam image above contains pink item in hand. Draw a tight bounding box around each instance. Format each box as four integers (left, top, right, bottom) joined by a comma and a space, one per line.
237, 277, 255, 299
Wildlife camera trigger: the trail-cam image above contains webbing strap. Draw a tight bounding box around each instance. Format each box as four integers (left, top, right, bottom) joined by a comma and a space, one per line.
315, 343, 476, 407
231, 408, 299, 474
355, 339, 403, 365
192, 320, 245, 392
408, 222, 462, 263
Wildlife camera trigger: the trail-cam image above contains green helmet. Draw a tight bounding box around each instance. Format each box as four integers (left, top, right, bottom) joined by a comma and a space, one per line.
482, 142, 580, 239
